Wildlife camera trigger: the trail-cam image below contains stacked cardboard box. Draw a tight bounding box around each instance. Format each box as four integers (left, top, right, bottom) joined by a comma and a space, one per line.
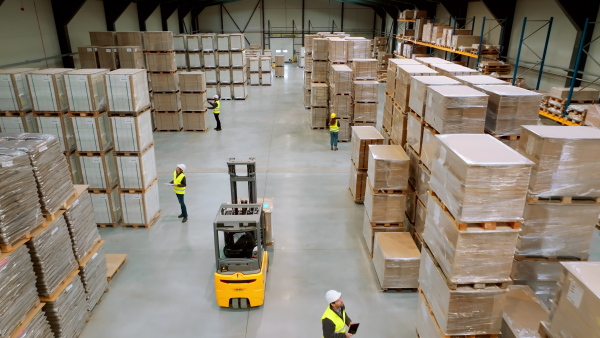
0, 68, 38, 133
512, 126, 600, 306
372, 232, 420, 289
347, 59, 378, 141
417, 134, 534, 337
329, 65, 352, 121
274, 55, 284, 78
346, 37, 371, 61
259, 56, 272, 86
349, 126, 384, 203
180, 71, 208, 131
303, 35, 319, 107
383, 59, 419, 143
501, 285, 549, 338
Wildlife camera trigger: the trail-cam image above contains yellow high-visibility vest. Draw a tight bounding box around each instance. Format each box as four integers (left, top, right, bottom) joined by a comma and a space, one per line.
173, 171, 186, 194
214, 100, 221, 114
329, 119, 339, 132
321, 306, 346, 337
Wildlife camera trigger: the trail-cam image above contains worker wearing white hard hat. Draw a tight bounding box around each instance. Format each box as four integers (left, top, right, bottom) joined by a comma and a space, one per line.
329, 112, 339, 151
322, 290, 356, 338
169, 164, 188, 223
208, 95, 222, 131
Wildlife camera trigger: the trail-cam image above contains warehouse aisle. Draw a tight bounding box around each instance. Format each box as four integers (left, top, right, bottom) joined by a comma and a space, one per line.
80, 64, 418, 338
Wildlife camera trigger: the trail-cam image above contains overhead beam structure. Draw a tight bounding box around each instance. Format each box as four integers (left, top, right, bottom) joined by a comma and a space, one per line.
178, 2, 195, 33
51, 0, 88, 68
481, 0, 517, 59
137, 0, 161, 31
191, 4, 206, 33
104, 0, 132, 31
160, 1, 179, 31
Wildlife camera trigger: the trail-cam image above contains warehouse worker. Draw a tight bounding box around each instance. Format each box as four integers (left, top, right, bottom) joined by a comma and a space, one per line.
329, 113, 339, 151
322, 290, 355, 338
170, 164, 188, 223
208, 95, 222, 131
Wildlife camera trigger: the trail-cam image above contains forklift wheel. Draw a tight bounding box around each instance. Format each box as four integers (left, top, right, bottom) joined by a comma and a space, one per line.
231, 298, 239, 309
240, 298, 249, 309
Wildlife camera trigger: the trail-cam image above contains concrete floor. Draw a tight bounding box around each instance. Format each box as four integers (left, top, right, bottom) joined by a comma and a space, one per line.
80, 64, 600, 338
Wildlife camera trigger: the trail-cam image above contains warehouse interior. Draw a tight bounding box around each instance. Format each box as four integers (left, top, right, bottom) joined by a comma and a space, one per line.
1, 0, 600, 338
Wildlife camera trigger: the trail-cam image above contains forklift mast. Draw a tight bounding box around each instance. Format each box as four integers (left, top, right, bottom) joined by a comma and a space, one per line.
227, 157, 257, 205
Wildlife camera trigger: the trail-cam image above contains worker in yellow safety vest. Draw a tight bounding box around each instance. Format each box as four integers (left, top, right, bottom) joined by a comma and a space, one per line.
170, 164, 187, 223
208, 95, 222, 131
329, 113, 339, 151
322, 290, 355, 338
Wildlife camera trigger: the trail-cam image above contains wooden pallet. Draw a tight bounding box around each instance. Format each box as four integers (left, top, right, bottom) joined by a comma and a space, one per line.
78, 240, 105, 267
32, 111, 68, 117
113, 145, 155, 157
370, 221, 404, 227
0, 110, 32, 116
61, 185, 88, 211
0, 235, 30, 253
67, 110, 107, 117
153, 90, 180, 94
119, 178, 158, 194
526, 195, 600, 204
183, 128, 209, 132
106, 253, 127, 283
76, 148, 114, 157
144, 50, 175, 53
538, 321, 555, 338
156, 128, 183, 132
40, 269, 80, 302
514, 255, 588, 262
381, 287, 418, 292
310, 126, 327, 130
122, 210, 161, 229
97, 222, 120, 228
107, 107, 152, 117
371, 187, 406, 195
233, 96, 248, 100
42, 209, 66, 223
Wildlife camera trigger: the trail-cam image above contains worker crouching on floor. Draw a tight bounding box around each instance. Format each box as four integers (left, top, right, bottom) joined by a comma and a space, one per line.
322, 290, 356, 338
329, 113, 339, 151
170, 164, 188, 223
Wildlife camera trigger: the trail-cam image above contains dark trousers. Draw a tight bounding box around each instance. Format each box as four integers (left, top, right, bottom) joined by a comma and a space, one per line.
214, 113, 221, 130
330, 131, 338, 146
176, 193, 188, 218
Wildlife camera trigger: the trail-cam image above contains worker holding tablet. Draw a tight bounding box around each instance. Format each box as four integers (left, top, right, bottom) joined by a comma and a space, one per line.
322, 290, 359, 338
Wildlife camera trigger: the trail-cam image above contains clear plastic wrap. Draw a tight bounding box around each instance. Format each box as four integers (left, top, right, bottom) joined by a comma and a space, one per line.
79, 241, 108, 311
415, 198, 426, 235
408, 76, 460, 118
90, 188, 122, 224
395, 65, 438, 111
406, 184, 416, 222
216, 34, 229, 50
329, 65, 352, 94
200, 33, 216, 51
154, 111, 183, 130
153, 92, 181, 111
350, 126, 384, 169
12, 303, 54, 338
501, 285, 549, 338
511, 260, 562, 310
117, 46, 145, 69
406, 111, 423, 154
382, 96, 393, 132
352, 81, 378, 103
372, 232, 419, 289
351, 59, 378, 80
0, 150, 43, 245
346, 38, 371, 60
327, 38, 347, 62
416, 290, 445, 338
72, 112, 113, 152
418, 247, 507, 335
204, 69, 218, 84
145, 52, 177, 72
422, 194, 519, 284
182, 111, 209, 131
423, 85, 488, 134
362, 210, 403, 254
367, 145, 410, 190
175, 52, 187, 69
477, 85, 542, 136
311, 60, 328, 82
218, 51, 231, 67
28, 216, 78, 297
63, 187, 101, 262
0, 112, 38, 133
310, 83, 328, 107
352, 102, 377, 122
414, 57, 452, 66
338, 119, 352, 142
149, 72, 179, 93
0, 133, 75, 215
181, 92, 207, 111
518, 201, 600, 258
330, 94, 352, 119
584, 104, 600, 128
548, 86, 599, 101
420, 125, 439, 170
0, 68, 35, 111
311, 38, 329, 60
455, 75, 508, 87
43, 274, 89, 338
0, 245, 40, 337
121, 181, 160, 225
110, 108, 153, 152
309, 107, 328, 128
143, 31, 174, 51
35, 113, 76, 152
27, 69, 73, 112
349, 162, 367, 203
303, 89, 311, 108
364, 181, 406, 223
116, 146, 157, 191
416, 163, 430, 204
203, 52, 217, 68
229, 33, 245, 50
517, 126, 600, 197
406, 141, 419, 188
390, 105, 406, 146
432, 63, 479, 78
106, 69, 150, 113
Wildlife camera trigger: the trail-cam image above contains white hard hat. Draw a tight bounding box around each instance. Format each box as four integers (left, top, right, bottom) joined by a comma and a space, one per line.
326, 290, 341, 303
177, 164, 186, 171
213, 95, 219, 99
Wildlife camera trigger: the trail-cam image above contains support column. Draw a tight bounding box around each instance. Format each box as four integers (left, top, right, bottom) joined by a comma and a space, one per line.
50, 0, 88, 68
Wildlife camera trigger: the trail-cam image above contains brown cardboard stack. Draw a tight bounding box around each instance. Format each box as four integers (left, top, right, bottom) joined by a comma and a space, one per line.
303, 35, 319, 107
328, 38, 347, 63
97, 47, 119, 70
179, 72, 208, 131
116, 31, 144, 48
423, 85, 488, 135
352, 81, 378, 123
346, 38, 371, 61
77, 47, 100, 68
431, 63, 479, 78
90, 32, 116, 46
455, 75, 508, 87
274, 55, 284, 77
117, 46, 145, 69
351, 59, 378, 80
477, 85, 542, 136
329, 65, 352, 120
312, 38, 329, 61
349, 126, 384, 203
542, 262, 600, 338
394, 65, 438, 113
382, 59, 420, 141
310, 83, 328, 128
372, 232, 420, 289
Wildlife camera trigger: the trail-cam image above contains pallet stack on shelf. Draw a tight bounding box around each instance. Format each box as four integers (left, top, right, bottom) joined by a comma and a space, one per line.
382, 59, 418, 145
416, 134, 533, 338
89, 32, 119, 70
510, 126, 600, 309
349, 126, 384, 203
541, 87, 599, 122
180, 71, 208, 131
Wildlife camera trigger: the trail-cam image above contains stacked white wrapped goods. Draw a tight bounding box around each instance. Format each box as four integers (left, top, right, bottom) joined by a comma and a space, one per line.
186, 34, 202, 69
0, 68, 39, 133
230, 34, 247, 99
349, 126, 384, 204
417, 134, 534, 337
174, 34, 189, 70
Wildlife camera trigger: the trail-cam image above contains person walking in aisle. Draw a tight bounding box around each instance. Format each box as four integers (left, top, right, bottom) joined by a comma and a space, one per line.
208, 95, 221, 131
329, 113, 339, 151
322, 290, 356, 338
170, 164, 188, 223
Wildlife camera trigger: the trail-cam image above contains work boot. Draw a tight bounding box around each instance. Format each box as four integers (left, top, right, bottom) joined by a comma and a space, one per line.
331, 146, 333, 150
216, 128, 222, 131
214, 128, 218, 130
334, 146, 338, 151
178, 214, 183, 218
182, 217, 188, 223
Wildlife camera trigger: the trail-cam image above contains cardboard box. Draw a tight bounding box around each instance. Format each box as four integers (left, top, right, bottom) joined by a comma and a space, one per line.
117, 46, 145, 69
373, 232, 420, 289
106, 69, 150, 112
517, 126, 600, 197
362, 210, 403, 254
390, 106, 407, 147
309, 107, 328, 128
416, 163, 430, 204
260, 56, 271, 71
431, 63, 479, 78
154, 111, 182, 131
231, 51, 246, 67
406, 183, 417, 223
452, 35, 482, 49
146, 52, 177, 72
274, 55, 285, 66
250, 72, 260, 85
353, 102, 377, 122
367, 145, 409, 190
90, 31, 116, 46
90, 188, 122, 224
352, 81, 378, 103
219, 68, 232, 83
179, 71, 206, 92
382, 96, 393, 132
364, 179, 407, 223
201, 33, 216, 51
274, 66, 284, 77
349, 162, 367, 203
351, 126, 384, 169
429, 134, 534, 223
218, 51, 231, 67
173, 34, 187, 51
0, 68, 35, 111
311, 60, 328, 82
149, 72, 179, 93
116, 31, 144, 48
477, 85, 542, 136
79, 150, 118, 189
330, 94, 352, 119
395, 65, 438, 111
409, 76, 460, 118
115, 146, 157, 190
501, 286, 549, 338
328, 38, 347, 63
153, 92, 181, 111
78, 46, 99, 68
65, 69, 109, 112
143, 31, 174, 51
0, 113, 38, 132
180, 92, 207, 111
97, 47, 119, 70
183, 111, 208, 131
232, 68, 246, 83
346, 38, 371, 60
218, 84, 232, 100
34, 115, 75, 153
406, 111, 424, 154
204, 69, 218, 84
175, 52, 188, 69
203, 52, 216, 68
216, 34, 229, 50
71, 112, 112, 152
248, 58, 260, 72
110, 108, 153, 152
229, 33, 245, 50
548, 86, 599, 101
27, 68, 73, 111
186, 35, 200, 52
310, 83, 328, 107
423, 85, 487, 134
351, 59, 378, 80
312, 38, 329, 60
120, 180, 160, 225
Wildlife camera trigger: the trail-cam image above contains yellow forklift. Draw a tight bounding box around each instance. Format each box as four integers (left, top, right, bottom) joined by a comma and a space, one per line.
213, 158, 268, 308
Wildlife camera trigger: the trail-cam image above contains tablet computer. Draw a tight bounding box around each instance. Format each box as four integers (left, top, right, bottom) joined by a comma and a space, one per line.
348, 323, 359, 334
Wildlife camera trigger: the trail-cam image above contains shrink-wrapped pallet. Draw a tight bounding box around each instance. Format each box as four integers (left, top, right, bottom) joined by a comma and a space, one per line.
63, 186, 101, 262
181, 92, 207, 111
349, 162, 367, 203
117, 46, 145, 69
231, 51, 246, 67
330, 94, 352, 119
420, 125, 439, 170
97, 47, 118, 70
0, 68, 35, 111
367, 145, 409, 190
42, 273, 88, 338
149, 72, 179, 93
409, 76, 460, 118
8, 303, 53, 338
351, 59, 378, 80
455, 75, 508, 87
352, 81, 378, 102
353, 102, 377, 122
0, 245, 40, 338
79, 240, 108, 311
350, 126, 384, 169
155, 111, 183, 130
79, 150, 118, 190
35, 113, 76, 152
173, 35, 186, 51
418, 248, 507, 335
429, 134, 533, 223
328, 38, 347, 62
362, 210, 403, 253
203, 52, 216, 68
233, 84, 246, 99
72, 112, 112, 152
372, 232, 420, 289
477, 85, 542, 136
116, 31, 144, 48
106, 69, 150, 112
501, 285, 549, 338
204, 69, 218, 84
338, 118, 352, 142
146, 52, 177, 72
110, 108, 153, 152
232, 68, 246, 83
329, 65, 352, 94
229, 33, 245, 50
414, 57, 452, 67
414, 199, 426, 235
0, 113, 37, 133
217, 34, 229, 50
422, 195, 519, 284
424, 85, 488, 134
416, 162, 430, 204
395, 65, 438, 111
121, 181, 161, 225
188, 52, 202, 68
516, 126, 600, 197
259, 56, 271, 71
310, 83, 328, 107
219, 68, 231, 84
511, 260, 561, 309
312, 38, 329, 60
309, 107, 328, 129
183, 111, 208, 131
0, 150, 42, 246
90, 188, 121, 224
179, 71, 206, 92
0, 133, 74, 215
143, 31, 174, 51
201, 33, 216, 51
304, 34, 319, 51
175, 52, 187, 69
27, 69, 72, 112
311, 60, 328, 82
261, 72, 272, 85
390, 105, 406, 146
364, 182, 406, 223
406, 111, 423, 153
218, 51, 231, 67
548, 86, 599, 101
115, 146, 157, 190
346, 38, 371, 60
